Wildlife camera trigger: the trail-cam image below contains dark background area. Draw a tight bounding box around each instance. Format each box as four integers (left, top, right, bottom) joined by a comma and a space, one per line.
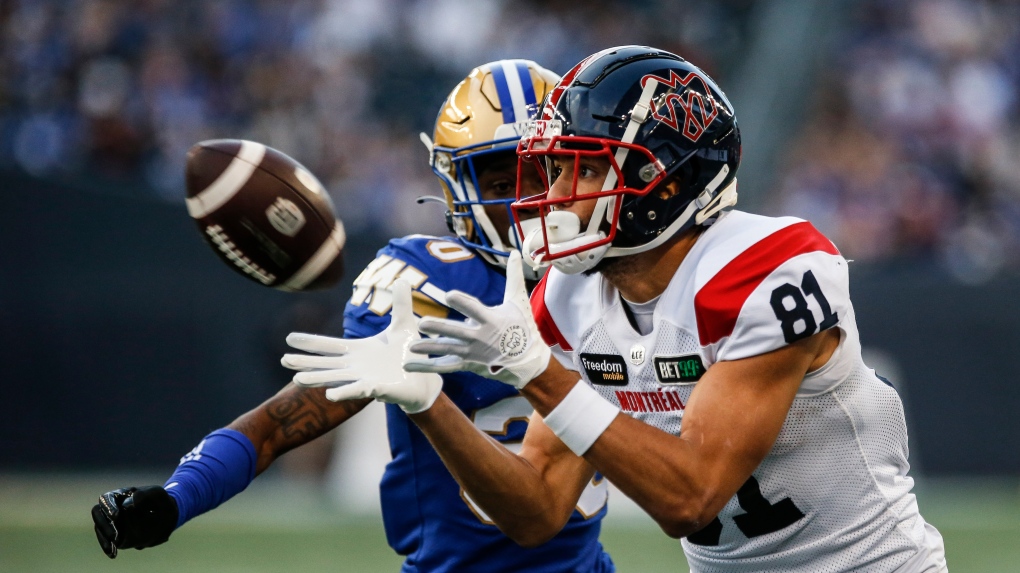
0, 173, 368, 469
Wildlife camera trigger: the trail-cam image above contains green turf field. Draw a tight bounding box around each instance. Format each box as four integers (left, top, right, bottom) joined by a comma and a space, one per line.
1, 474, 1016, 572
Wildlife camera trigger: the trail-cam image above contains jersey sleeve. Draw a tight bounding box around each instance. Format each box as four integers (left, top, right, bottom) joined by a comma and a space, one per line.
530, 272, 576, 371
695, 221, 849, 362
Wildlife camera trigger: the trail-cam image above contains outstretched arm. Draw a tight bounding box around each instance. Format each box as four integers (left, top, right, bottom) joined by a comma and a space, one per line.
229, 382, 370, 475
92, 381, 369, 559
409, 396, 594, 547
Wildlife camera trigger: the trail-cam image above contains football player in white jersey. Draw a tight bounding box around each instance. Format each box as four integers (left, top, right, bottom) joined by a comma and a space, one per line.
285, 46, 947, 573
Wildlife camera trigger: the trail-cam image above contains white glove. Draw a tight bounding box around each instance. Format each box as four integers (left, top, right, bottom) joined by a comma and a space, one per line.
405, 251, 551, 389
281, 280, 442, 414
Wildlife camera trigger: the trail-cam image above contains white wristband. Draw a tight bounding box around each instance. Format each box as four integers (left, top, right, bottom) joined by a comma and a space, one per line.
543, 381, 621, 456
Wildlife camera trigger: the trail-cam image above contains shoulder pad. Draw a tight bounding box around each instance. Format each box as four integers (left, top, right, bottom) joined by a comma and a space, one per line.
695, 221, 847, 360
348, 235, 501, 320
530, 268, 602, 353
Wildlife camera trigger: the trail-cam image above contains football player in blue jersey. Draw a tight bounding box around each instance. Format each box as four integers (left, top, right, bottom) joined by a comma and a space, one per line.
91, 59, 615, 573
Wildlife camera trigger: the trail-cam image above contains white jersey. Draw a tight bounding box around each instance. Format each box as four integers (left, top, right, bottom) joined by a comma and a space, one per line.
532, 211, 947, 573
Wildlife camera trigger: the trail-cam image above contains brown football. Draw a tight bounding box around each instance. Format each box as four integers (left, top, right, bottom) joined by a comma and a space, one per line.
184, 139, 345, 291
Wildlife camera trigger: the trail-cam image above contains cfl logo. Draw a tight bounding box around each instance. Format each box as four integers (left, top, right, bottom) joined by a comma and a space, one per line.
266, 197, 307, 237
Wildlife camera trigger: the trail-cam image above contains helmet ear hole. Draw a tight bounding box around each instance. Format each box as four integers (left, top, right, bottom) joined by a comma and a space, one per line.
619, 162, 699, 244
651, 159, 697, 205
658, 177, 683, 200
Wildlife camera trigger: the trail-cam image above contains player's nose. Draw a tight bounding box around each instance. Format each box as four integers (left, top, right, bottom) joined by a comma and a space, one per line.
547, 168, 575, 205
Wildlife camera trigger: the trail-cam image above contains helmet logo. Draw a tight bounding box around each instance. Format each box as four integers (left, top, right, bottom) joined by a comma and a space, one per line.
640, 70, 719, 143
523, 119, 562, 139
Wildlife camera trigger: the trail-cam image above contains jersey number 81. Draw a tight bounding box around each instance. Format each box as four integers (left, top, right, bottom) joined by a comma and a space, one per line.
769, 270, 839, 344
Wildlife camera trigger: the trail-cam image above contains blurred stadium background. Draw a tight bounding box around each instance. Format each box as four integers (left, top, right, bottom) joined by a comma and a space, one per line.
1, 0, 1018, 571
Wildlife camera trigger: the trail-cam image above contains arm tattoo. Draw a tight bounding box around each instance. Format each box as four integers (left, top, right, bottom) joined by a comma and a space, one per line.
229, 383, 370, 472
266, 383, 362, 444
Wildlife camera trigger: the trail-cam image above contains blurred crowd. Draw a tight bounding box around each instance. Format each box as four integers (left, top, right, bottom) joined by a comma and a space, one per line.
0, 0, 746, 238
6, 0, 1013, 280
768, 0, 1020, 281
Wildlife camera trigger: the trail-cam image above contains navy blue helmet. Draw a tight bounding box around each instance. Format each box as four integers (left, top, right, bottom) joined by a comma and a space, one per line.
514, 46, 741, 274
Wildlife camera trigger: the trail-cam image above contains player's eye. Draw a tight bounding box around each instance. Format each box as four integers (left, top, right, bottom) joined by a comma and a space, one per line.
489, 180, 514, 196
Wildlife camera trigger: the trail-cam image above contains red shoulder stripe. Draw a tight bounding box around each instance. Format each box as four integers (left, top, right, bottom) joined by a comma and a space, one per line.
530, 273, 572, 351
695, 221, 838, 346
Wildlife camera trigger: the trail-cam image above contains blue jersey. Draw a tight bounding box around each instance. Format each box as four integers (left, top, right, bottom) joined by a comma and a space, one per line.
344, 235, 613, 573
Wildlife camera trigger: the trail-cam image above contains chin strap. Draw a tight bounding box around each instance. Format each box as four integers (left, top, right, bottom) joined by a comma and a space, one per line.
695, 177, 738, 225
523, 228, 609, 276
522, 211, 610, 275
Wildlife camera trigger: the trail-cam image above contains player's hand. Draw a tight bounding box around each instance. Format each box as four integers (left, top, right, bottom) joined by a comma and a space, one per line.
405, 251, 551, 389
91, 485, 178, 559
282, 279, 443, 414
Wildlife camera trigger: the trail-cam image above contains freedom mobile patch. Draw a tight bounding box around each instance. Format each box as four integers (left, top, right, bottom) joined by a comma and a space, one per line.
579, 353, 629, 386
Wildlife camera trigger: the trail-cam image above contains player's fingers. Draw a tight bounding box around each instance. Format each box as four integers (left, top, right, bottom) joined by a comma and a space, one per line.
418, 317, 477, 340
97, 491, 124, 524
285, 333, 349, 356
91, 504, 118, 558
408, 337, 472, 358
91, 502, 117, 536
503, 251, 526, 304
403, 354, 464, 374
325, 379, 374, 402
95, 523, 117, 558
389, 280, 415, 330
444, 291, 493, 324
280, 354, 345, 371
292, 369, 359, 387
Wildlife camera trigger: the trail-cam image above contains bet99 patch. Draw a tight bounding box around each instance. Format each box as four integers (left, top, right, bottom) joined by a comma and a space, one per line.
654, 354, 705, 384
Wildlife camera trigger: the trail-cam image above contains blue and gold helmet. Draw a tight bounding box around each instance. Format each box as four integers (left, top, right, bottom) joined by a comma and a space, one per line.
424, 60, 560, 269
